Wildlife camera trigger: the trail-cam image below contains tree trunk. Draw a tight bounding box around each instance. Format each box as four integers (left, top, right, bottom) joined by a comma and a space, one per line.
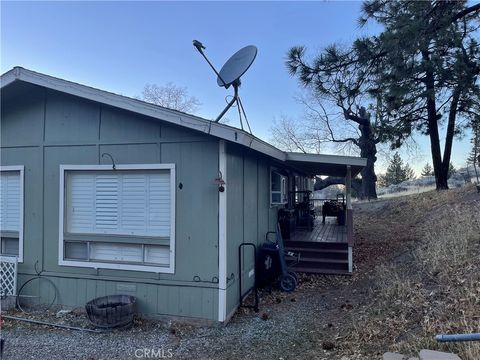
422, 50, 449, 190
442, 89, 460, 185
357, 113, 378, 200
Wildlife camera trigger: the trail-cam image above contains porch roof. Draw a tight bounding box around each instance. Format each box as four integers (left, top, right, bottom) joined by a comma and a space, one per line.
285, 152, 367, 177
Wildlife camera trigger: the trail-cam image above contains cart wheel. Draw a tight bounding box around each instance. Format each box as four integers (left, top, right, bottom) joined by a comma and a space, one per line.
288, 271, 298, 283
279, 274, 297, 292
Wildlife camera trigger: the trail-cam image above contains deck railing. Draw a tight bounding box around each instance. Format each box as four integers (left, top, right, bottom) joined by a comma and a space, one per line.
310, 198, 332, 214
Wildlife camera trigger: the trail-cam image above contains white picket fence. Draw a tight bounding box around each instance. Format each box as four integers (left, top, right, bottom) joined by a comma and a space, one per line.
0, 256, 17, 298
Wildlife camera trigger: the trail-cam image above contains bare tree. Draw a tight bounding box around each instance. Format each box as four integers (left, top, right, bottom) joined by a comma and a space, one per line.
270, 92, 369, 197
277, 43, 383, 199
270, 113, 322, 154
141, 83, 201, 113
271, 94, 362, 155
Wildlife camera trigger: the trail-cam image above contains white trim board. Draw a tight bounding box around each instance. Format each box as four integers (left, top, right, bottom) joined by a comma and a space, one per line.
285, 152, 367, 167
218, 140, 227, 322
58, 163, 176, 274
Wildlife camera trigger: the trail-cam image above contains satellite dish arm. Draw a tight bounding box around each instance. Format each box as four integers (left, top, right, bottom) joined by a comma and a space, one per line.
215, 84, 239, 122
192, 40, 228, 88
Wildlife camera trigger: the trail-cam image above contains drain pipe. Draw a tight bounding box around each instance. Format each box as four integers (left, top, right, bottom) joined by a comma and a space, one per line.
3, 315, 101, 333
435, 333, 480, 342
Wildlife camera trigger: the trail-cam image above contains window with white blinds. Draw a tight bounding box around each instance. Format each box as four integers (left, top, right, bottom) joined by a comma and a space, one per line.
60, 165, 175, 273
0, 171, 21, 232
0, 166, 24, 262
66, 171, 171, 237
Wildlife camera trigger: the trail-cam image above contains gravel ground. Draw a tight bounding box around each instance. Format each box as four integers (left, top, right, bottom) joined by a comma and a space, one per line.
1, 198, 405, 360
1, 275, 358, 360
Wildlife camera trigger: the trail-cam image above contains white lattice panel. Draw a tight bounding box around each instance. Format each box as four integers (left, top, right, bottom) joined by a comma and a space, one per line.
0, 256, 17, 297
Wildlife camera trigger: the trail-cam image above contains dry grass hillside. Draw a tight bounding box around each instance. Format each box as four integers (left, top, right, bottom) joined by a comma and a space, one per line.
2, 184, 478, 360
341, 183, 480, 359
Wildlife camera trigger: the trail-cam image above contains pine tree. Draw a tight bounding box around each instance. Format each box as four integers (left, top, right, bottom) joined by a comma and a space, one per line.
360, 1, 480, 190
382, 152, 416, 186
421, 163, 433, 177
467, 120, 480, 165
447, 163, 456, 179
403, 164, 416, 183
467, 118, 480, 182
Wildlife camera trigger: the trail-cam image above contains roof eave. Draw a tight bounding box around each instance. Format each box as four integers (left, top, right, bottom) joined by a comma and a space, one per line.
1, 67, 369, 175
0, 67, 286, 162
285, 152, 367, 178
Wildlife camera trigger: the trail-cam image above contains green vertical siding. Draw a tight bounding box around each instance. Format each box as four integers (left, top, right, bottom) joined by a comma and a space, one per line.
160, 141, 219, 281
0, 147, 43, 274
43, 145, 98, 274
99, 143, 160, 164
44, 90, 100, 143
225, 144, 280, 317
0, 82, 44, 147
1, 82, 220, 321
241, 155, 259, 295
226, 146, 244, 313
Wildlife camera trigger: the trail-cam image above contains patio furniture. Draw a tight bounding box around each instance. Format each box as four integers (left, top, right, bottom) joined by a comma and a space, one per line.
290, 190, 315, 231
322, 194, 346, 225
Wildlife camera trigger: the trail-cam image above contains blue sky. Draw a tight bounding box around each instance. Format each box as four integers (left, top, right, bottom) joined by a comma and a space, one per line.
1, 1, 473, 174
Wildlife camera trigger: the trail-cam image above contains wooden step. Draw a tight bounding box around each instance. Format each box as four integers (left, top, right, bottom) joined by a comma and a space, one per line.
284, 240, 348, 250
296, 260, 349, 271
285, 246, 348, 254
290, 266, 352, 275
285, 247, 348, 260
292, 257, 348, 264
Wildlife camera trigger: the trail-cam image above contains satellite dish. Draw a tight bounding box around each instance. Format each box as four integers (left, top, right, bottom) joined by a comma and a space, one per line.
217, 45, 257, 88
193, 40, 257, 132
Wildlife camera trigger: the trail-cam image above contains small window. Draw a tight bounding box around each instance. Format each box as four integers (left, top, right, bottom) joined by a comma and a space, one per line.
0, 166, 24, 262
271, 170, 287, 205
1, 237, 19, 256
59, 165, 175, 273
64, 241, 88, 260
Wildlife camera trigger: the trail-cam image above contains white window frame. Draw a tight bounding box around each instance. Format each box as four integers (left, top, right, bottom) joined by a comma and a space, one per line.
59, 164, 176, 273
0, 166, 24, 263
270, 168, 288, 206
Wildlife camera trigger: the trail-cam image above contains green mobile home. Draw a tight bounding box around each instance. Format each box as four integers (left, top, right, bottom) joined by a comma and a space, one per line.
0, 67, 366, 322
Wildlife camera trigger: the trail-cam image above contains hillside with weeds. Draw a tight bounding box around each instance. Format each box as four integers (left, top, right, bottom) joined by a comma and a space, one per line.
341, 183, 480, 359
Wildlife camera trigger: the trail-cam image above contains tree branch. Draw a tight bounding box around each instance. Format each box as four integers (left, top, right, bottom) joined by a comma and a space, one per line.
451, 3, 480, 22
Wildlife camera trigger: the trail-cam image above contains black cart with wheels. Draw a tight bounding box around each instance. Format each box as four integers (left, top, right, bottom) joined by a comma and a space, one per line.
257, 223, 299, 292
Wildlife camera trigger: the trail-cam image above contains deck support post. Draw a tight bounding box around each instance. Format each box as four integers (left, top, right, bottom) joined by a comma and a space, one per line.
345, 165, 352, 209
218, 140, 227, 322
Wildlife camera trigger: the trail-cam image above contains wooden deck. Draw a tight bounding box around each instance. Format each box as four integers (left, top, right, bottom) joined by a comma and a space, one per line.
291, 217, 347, 243
285, 217, 350, 274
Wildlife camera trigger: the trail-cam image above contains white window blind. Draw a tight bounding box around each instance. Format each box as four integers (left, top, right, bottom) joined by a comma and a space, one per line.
144, 245, 170, 265
66, 170, 171, 237
271, 171, 287, 204
0, 172, 21, 232
90, 242, 143, 263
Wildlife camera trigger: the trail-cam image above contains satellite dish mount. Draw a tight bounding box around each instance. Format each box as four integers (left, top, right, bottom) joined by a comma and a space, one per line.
193, 40, 257, 133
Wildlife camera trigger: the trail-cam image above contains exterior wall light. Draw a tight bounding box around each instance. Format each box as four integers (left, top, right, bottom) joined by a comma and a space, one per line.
214, 171, 226, 192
